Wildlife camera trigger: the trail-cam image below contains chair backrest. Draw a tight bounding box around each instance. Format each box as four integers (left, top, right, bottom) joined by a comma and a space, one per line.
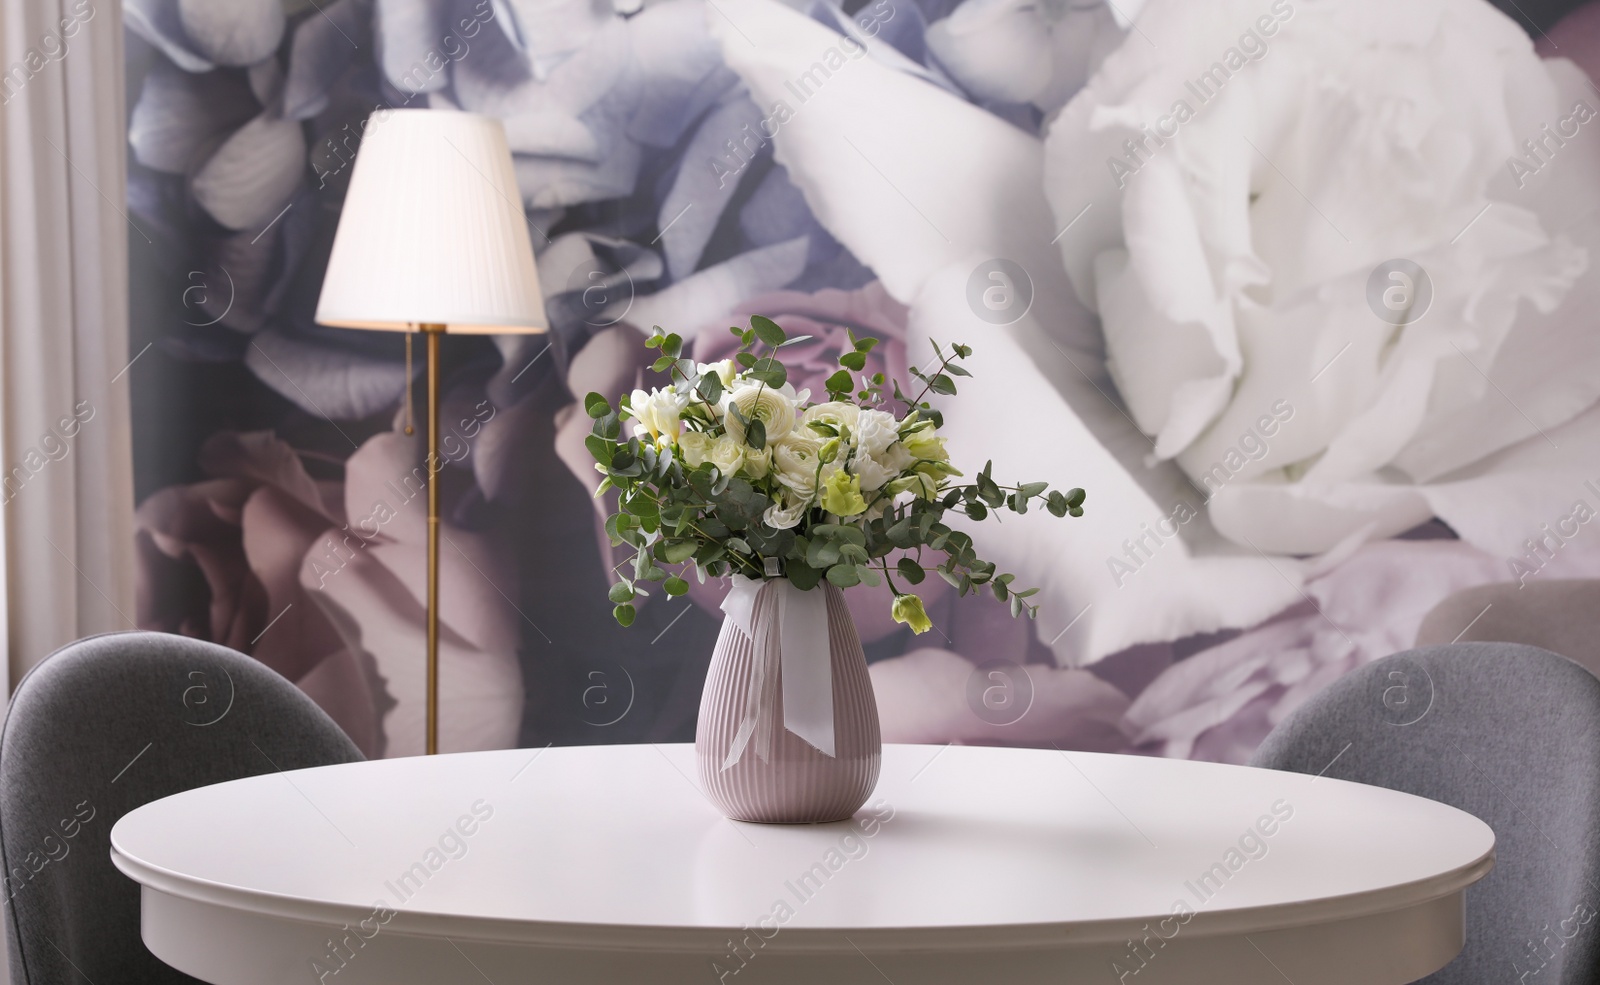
1249, 642, 1600, 985
0, 631, 363, 985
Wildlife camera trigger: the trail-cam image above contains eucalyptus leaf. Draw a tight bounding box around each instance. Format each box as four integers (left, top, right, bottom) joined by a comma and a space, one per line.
807, 539, 841, 568
750, 315, 785, 347
788, 561, 823, 591
661, 540, 697, 563
886, 516, 917, 548
697, 372, 723, 404
748, 362, 787, 389
826, 564, 861, 588
977, 474, 1004, 507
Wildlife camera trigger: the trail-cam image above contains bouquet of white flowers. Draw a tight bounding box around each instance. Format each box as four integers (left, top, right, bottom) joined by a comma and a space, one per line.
585, 315, 1086, 632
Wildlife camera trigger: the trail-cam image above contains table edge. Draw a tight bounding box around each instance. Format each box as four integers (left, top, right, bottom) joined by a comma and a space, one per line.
112, 840, 1494, 953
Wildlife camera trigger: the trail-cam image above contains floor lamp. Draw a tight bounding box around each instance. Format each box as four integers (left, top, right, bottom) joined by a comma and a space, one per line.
314, 109, 546, 755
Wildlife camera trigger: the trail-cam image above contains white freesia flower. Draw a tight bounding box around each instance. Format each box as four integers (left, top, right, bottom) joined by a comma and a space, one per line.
696, 358, 737, 387
628, 387, 690, 444
1047, 0, 1600, 554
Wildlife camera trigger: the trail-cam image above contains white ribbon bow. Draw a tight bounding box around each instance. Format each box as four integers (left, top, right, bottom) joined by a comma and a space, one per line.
719, 575, 835, 770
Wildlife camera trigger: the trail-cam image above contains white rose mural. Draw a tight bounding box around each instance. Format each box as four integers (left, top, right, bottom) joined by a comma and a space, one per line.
1049, 0, 1600, 558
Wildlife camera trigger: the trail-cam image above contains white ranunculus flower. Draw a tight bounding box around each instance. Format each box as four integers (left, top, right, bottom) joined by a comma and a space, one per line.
628, 387, 690, 444
1047, 0, 1600, 554
724, 381, 802, 446
773, 431, 829, 496
801, 400, 859, 437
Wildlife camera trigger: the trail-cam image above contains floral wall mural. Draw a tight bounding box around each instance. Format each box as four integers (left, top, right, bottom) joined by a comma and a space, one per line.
125, 0, 1600, 761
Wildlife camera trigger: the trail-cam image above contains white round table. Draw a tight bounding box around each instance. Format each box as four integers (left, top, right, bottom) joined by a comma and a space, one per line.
111, 743, 1493, 985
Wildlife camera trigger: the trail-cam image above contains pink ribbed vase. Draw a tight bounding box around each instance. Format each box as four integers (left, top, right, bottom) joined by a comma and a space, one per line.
696, 580, 881, 823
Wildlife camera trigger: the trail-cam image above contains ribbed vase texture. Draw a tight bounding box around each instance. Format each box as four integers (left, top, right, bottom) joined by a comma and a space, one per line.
696, 581, 881, 823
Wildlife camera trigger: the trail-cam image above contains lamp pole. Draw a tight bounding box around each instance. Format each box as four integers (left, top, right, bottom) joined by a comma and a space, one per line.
423, 322, 445, 756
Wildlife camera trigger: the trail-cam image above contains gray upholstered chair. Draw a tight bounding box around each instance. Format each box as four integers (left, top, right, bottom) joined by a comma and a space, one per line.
0, 631, 363, 984
1249, 642, 1600, 985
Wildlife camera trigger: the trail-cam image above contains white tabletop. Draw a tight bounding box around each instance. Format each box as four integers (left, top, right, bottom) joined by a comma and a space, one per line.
112, 743, 1493, 985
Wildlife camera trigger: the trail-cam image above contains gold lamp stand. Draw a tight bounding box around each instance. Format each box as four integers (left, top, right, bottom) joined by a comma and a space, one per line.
313, 110, 548, 758
421, 323, 444, 755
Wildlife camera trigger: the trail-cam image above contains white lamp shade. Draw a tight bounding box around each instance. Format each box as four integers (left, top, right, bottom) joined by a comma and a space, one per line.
315, 109, 546, 334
